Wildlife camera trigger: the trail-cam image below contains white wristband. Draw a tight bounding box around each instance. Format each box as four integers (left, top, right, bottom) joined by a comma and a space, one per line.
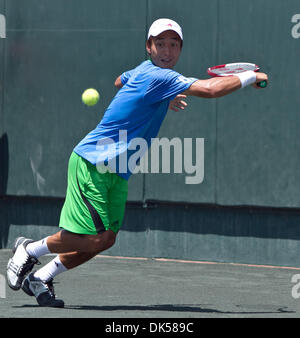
235, 71, 257, 88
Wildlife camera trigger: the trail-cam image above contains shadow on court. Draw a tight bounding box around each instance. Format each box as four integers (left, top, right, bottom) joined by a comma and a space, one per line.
12, 304, 294, 316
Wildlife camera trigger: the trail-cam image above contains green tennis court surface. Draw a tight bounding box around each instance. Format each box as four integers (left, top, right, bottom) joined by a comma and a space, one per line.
1, 250, 300, 318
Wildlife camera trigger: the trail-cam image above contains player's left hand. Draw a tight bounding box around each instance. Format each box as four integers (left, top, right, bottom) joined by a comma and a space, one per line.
169, 94, 188, 111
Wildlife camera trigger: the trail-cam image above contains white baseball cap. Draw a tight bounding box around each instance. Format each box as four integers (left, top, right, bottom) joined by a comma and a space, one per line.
147, 18, 183, 41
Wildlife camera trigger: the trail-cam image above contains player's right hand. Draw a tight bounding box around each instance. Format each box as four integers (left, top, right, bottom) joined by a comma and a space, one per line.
252, 72, 268, 89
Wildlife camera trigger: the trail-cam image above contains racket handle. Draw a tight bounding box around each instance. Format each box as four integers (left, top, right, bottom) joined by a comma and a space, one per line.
257, 80, 268, 88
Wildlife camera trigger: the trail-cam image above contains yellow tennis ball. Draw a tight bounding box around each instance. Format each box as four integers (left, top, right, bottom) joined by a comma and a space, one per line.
82, 88, 99, 106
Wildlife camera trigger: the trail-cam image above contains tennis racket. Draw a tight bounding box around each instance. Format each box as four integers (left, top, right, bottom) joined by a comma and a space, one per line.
207, 62, 268, 88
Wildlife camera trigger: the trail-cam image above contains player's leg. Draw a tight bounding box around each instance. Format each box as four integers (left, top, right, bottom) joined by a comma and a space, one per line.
20, 230, 117, 308
20, 154, 127, 307
45, 237, 115, 273
21, 229, 117, 307
21, 250, 99, 306
58, 250, 100, 269
46, 228, 117, 254
27, 234, 115, 281
22, 228, 117, 280
6, 152, 88, 292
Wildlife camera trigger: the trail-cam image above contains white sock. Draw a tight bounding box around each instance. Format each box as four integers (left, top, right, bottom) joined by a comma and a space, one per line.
33, 255, 68, 282
26, 237, 51, 259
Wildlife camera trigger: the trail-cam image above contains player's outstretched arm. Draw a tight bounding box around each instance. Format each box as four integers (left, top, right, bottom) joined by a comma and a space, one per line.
183, 72, 268, 98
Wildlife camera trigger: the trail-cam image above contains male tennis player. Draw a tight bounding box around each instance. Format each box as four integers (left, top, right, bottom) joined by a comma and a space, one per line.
7, 18, 268, 307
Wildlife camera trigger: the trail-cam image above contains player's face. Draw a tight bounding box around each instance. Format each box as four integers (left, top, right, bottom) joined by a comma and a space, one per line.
146, 30, 182, 69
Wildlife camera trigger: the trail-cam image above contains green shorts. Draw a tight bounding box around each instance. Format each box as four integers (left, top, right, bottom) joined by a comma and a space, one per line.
59, 152, 128, 235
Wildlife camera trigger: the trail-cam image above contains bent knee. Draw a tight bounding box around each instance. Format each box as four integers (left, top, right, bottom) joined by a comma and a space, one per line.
93, 230, 117, 252
102, 233, 116, 250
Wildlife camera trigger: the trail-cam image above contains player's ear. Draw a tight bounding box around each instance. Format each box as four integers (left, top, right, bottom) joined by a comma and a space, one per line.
146, 38, 152, 55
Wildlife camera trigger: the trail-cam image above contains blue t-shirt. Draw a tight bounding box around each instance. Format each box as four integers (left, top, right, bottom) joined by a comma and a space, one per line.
74, 60, 197, 180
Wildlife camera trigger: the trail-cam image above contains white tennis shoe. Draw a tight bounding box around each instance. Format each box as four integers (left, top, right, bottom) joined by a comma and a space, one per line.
6, 237, 40, 290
